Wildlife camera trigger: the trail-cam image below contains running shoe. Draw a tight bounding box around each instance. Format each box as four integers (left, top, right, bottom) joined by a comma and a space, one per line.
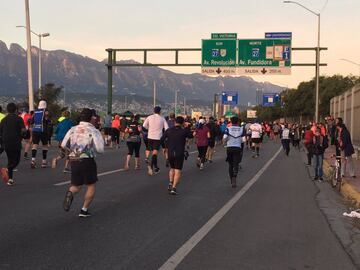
168, 182, 173, 191
7, 179, 14, 186
24, 153, 29, 160
63, 191, 74, 212
63, 168, 71, 173
199, 163, 204, 170
79, 209, 91, 218
1, 168, 9, 183
165, 159, 170, 168
170, 187, 177, 195
51, 158, 57, 169
145, 158, 149, 164
31, 161, 36, 169
153, 168, 160, 175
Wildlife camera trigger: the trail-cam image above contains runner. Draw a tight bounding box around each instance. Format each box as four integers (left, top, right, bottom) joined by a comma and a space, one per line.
62, 108, 104, 217
244, 121, 251, 150
193, 119, 210, 170
161, 116, 191, 195
223, 116, 245, 188
103, 113, 112, 146
142, 106, 168, 175
281, 124, 291, 156
0, 106, 5, 157
30, 100, 51, 168
206, 116, 217, 163
0, 103, 26, 186
249, 119, 263, 158
273, 122, 280, 142
124, 114, 142, 170
111, 114, 121, 148
52, 111, 74, 172
20, 110, 32, 160
164, 113, 176, 167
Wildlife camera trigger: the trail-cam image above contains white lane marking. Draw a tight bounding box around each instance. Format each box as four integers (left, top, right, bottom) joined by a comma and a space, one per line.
189, 151, 198, 155
159, 147, 282, 270
54, 168, 125, 186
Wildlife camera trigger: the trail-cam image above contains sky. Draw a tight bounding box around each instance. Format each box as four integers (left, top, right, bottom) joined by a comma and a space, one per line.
1, 0, 360, 89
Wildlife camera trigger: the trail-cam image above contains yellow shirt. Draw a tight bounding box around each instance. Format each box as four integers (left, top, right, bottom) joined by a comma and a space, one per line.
0, 113, 5, 123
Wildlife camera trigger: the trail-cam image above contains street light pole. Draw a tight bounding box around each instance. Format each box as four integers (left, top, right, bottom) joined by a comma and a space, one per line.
284, 0, 321, 123
175, 90, 180, 116
17, 25, 50, 98
24, 0, 34, 111
339, 58, 360, 77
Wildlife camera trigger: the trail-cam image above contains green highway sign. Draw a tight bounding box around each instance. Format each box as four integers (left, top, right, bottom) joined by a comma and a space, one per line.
201, 39, 237, 75
211, 33, 237, 39
238, 39, 291, 75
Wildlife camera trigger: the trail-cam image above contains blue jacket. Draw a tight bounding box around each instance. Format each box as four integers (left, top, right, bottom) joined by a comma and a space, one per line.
55, 118, 73, 142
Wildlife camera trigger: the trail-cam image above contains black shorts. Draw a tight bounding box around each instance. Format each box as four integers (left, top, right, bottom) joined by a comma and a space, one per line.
252, 138, 261, 144
148, 139, 161, 151
127, 141, 141, 157
70, 158, 98, 186
208, 140, 215, 148
23, 130, 31, 140
168, 155, 185, 170
104, 127, 112, 136
32, 132, 48, 145
143, 138, 150, 151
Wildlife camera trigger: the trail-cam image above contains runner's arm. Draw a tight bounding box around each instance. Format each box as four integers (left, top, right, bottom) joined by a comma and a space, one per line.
163, 119, 169, 131
143, 117, 149, 130
61, 128, 72, 149
93, 129, 105, 154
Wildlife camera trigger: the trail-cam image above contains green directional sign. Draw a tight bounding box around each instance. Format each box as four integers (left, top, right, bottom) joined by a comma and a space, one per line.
238, 39, 291, 75
201, 39, 237, 76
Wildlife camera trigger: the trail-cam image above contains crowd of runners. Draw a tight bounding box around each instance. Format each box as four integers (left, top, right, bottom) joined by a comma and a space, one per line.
0, 100, 356, 217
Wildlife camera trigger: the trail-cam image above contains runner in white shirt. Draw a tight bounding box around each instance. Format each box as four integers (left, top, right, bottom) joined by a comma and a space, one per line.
249, 120, 263, 158
281, 124, 291, 156
142, 106, 169, 175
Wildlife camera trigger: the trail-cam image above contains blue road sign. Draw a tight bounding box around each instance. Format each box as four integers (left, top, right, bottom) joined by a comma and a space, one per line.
263, 93, 280, 107
265, 32, 292, 39
222, 91, 238, 106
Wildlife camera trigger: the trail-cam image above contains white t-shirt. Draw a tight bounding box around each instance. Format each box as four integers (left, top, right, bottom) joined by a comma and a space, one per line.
282, 128, 290, 140
143, 114, 169, 140
250, 123, 262, 139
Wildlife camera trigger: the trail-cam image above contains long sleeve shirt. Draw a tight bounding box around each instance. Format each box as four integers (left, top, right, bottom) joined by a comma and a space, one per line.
61, 121, 104, 159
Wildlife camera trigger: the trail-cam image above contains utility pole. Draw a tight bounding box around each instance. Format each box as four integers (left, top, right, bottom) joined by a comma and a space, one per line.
153, 80, 156, 108
183, 97, 186, 115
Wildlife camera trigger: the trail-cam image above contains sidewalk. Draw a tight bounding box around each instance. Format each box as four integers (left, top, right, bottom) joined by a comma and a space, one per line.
323, 146, 360, 206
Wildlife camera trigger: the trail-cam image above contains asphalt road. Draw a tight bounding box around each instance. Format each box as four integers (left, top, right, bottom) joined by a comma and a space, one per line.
0, 140, 357, 270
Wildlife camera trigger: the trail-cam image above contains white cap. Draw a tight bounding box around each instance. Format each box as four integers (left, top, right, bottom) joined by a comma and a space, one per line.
199, 119, 205, 124
38, 100, 47, 109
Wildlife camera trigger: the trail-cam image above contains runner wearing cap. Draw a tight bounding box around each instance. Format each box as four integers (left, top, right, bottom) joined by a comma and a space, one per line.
30, 100, 52, 168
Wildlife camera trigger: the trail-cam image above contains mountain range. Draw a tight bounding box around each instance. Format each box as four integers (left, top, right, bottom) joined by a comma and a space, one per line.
0, 40, 282, 105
